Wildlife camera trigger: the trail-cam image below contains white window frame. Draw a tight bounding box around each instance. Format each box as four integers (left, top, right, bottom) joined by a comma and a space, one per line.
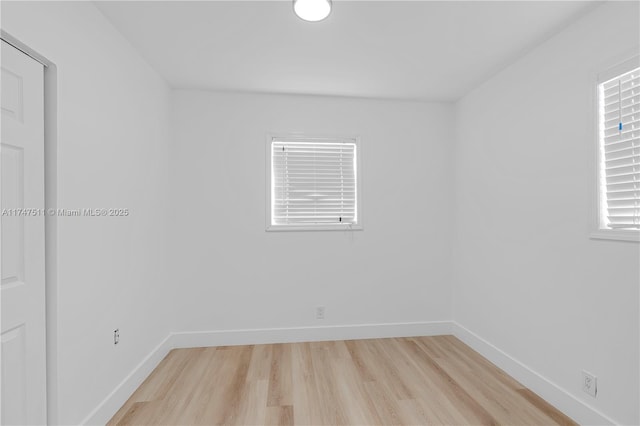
590, 53, 640, 242
265, 133, 363, 232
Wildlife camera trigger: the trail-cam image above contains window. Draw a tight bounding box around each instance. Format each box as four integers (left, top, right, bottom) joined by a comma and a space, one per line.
593, 56, 640, 241
266, 135, 362, 231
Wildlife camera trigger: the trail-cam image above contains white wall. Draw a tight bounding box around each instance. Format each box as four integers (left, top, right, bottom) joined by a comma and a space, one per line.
170, 91, 454, 335
4, 1, 637, 424
1, 2, 173, 424
453, 2, 640, 424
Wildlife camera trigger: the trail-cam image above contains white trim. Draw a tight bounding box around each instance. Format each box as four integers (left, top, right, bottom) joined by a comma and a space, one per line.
266, 224, 364, 232
452, 322, 618, 426
590, 228, 640, 242
83, 321, 612, 425
1, 31, 61, 424
1, 30, 52, 67
597, 56, 640, 85
79, 321, 451, 424
265, 133, 363, 232
169, 321, 452, 349
83, 323, 450, 423
589, 50, 640, 242
80, 335, 172, 426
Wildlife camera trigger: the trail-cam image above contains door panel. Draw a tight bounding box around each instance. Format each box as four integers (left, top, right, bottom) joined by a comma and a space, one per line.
1, 40, 46, 425
1, 144, 24, 286
1, 325, 27, 425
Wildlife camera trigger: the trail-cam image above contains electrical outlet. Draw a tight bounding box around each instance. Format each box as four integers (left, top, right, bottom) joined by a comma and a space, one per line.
114, 329, 120, 345
582, 370, 597, 397
316, 306, 325, 320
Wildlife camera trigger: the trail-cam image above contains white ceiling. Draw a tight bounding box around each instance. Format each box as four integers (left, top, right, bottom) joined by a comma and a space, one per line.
95, 1, 599, 101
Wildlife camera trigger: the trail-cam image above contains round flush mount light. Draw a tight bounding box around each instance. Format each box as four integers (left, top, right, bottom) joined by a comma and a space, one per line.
293, 0, 332, 22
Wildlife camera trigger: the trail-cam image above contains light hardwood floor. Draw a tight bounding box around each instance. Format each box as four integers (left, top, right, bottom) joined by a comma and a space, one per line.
108, 336, 576, 425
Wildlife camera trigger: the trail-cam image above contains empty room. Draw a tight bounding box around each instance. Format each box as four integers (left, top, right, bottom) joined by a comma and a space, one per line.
0, 0, 639, 425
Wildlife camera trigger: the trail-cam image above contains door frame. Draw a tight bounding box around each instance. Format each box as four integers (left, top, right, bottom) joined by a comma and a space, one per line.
1, 30, 58, 425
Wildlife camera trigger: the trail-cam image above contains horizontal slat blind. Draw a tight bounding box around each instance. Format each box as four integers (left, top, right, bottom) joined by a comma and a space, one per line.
600, 66, 640, 229
271, 140, 357, 226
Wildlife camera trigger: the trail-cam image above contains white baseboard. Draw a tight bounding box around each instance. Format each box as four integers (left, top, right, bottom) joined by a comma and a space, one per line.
79, 320, 451, 425
80, 335, 172, 426
79, 320, 619, 426
452, 322, 618, 426
169, 321, 453, 348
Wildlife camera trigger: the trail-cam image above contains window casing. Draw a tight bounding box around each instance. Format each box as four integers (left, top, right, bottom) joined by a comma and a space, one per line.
266, 135, 362, 231
593, 56, 640, 242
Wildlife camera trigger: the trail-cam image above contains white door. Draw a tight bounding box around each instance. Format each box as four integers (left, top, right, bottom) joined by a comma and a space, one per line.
0, 40, 46, 425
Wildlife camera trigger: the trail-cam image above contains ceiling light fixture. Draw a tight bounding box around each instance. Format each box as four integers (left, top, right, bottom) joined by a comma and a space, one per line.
293, 0, 332, 22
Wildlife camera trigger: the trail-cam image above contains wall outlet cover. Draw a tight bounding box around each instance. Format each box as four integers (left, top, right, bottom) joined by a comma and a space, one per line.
582, 370, 597, 397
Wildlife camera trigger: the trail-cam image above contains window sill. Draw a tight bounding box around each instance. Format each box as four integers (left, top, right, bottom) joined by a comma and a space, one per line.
266, 224, 364, 232
590, 229, 640, 242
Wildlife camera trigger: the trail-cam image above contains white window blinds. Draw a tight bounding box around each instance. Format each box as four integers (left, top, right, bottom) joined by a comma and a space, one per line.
599, 66, 640, 230
271, 139, 358, 227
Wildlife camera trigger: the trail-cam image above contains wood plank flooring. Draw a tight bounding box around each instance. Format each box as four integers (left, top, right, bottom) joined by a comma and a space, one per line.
108, 336, 576, 425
